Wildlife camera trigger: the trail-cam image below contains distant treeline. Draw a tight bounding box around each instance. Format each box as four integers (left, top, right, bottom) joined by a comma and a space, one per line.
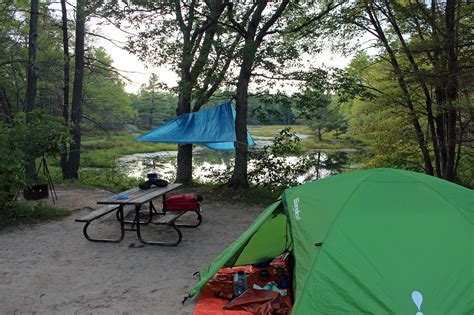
131, 79, 299, 130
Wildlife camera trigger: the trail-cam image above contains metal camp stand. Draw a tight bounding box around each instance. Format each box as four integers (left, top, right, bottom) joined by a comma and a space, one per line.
35, 156, 58, 204
14, 156, 58, 203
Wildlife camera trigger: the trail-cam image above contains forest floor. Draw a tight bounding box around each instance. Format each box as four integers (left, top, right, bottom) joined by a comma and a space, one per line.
0, 185, 267, 314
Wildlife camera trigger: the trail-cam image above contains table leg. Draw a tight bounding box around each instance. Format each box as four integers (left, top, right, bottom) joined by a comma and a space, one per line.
82, 206, 125, 243
136, 204, 182, 246
117, 204, 153, 225
162, 194, 167, 214
150, 200, 163, 215
175, 208, 203, 228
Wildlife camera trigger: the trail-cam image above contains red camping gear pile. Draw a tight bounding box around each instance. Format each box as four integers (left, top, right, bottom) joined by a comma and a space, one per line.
194, 255, 292, 315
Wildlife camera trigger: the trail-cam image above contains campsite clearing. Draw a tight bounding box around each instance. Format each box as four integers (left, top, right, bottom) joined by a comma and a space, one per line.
0, 185, 265, 314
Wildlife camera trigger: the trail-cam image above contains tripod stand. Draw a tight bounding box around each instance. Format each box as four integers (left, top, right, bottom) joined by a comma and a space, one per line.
35, 156, 58, 203
16, 156, 58, 204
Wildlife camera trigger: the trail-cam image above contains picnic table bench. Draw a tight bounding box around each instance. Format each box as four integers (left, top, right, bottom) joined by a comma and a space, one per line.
75, 183, 201, 246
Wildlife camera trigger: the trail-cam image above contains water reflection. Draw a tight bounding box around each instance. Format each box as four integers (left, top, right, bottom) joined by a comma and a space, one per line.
116, 147, 350, 184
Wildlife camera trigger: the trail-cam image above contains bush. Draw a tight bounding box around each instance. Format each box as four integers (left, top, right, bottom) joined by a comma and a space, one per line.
247, 127, 316, 192
0, 122, 25, 201
0, 110, 69, 222
76, 168, 141, 192
0, 201, 70, 229
203, 127, 324, 194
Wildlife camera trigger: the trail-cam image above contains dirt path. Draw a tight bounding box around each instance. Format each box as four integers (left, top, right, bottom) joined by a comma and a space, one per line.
0, 185, 265, 314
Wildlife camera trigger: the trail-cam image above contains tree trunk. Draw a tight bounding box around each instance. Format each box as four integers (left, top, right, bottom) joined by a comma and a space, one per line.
172, 0, 237, 184
383, 0, 442, 177
230, 41, 259, 189
364, 0, 434, 175
176, 144, 193, 183
229, 0, 289, 189
25, 0, 40, 179
175, 77, 193, 184
0, 88, 13, 124
231, 74, 251, 189
10, 52, 21, 113
444, 0, 458, 181
65, 0, 86, 179
148, 85, 155, 129
173, 0, 195, 185
60, 0, 70, 178
317, 128, 322, 141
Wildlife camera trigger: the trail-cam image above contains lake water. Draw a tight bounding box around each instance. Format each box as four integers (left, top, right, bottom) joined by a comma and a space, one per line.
116, 136, 354, 184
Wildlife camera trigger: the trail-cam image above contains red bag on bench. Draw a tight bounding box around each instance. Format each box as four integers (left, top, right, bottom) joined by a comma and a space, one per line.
164, 194, 200, 212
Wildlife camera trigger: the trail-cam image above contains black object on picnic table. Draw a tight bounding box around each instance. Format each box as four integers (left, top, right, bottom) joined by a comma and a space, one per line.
138, 173, 169, 190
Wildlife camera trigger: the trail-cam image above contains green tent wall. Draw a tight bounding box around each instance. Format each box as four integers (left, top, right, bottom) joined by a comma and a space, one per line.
189, 168, 474, 314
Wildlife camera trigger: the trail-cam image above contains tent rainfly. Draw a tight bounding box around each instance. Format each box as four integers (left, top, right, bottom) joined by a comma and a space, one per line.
135, 101, 255, 150
188, 168, 474, 314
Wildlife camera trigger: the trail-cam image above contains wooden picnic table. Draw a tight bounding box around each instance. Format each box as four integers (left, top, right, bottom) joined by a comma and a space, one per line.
76, 183, 197, 246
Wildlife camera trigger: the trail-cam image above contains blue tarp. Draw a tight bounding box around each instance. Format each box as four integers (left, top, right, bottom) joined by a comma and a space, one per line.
135, 101, 255, 151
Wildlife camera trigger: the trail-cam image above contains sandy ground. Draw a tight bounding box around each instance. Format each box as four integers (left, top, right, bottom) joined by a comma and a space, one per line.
0, 185, 265, 314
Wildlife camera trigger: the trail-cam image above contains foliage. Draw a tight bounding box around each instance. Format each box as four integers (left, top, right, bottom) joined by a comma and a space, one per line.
72, 168, 141, 193
82, 48, 137, 131
203, 128, 336, 193
79, 133, 175, 168
114, 0, 241, 110
45, 132, 175, 191
324, 0, 473, 182
0, 122, 26, 202
0, 2, 135, 132
455, 148, 474, 188
340, 53, 425, 170
295, 89, 348, 140
0, 201, 70, 229
248, 128, 313, 192
248, 96, 298, 125
131, 75, 177, 129
267, 127, 302, 155
188, 182, 278, 205
248, 125, 313, 137
0, 110, 69, 203
363, 115, 425, 172
13, 110, 69, 159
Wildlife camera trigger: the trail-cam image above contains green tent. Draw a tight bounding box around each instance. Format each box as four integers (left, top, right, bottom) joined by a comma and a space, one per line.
189, 168, 474, 314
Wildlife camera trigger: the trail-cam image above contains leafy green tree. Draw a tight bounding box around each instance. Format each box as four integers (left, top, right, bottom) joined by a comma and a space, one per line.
0, 110, 68, 203
228, 0, 342, 188
0, 1, 74, 118
24, 0, 40, 178
111, 0, 242, 183
59, 0, 70, 175
339, 39, 472, 187
228, 0, 291, 189
323, 0, 473, 182
0, 1, 28, 117
295, 89, 347, 141
132, 74, 177, 130
0, 1, 138, 182
82, 48, 136, 131
248, 95, 298, 125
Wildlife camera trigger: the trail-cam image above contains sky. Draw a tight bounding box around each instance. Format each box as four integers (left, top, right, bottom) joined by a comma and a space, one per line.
49, 1, 355, 95
90, 15, 352, 94
90, 22, 179, 93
